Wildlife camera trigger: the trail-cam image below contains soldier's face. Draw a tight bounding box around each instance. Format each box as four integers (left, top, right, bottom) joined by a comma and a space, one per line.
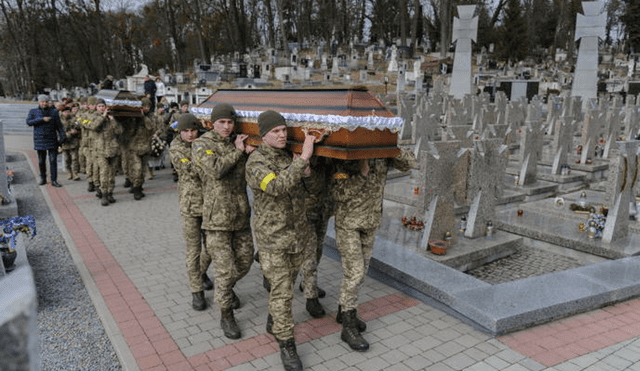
262, 125, 287, 149
180, 128, 199, 143
88, 104, 96, 110
213, 118, 235, 138
96, 103, 106, 113
181, 105, 189, 113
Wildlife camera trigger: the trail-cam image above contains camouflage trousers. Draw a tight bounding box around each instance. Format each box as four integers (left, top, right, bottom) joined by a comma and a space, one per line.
335, 226, 377, 311
85, 147, 100, 185
298, 212, 329, 299
63, 148, 79, 175
78, 146, 86, 173
96, 156, 117, 193
205, 229, 254, 310
182, 216, 212, 293
122, 150, 146, 188
259, 247, 310, 340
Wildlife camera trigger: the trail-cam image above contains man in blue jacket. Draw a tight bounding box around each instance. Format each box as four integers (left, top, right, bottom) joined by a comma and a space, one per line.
26, 95, 65, 187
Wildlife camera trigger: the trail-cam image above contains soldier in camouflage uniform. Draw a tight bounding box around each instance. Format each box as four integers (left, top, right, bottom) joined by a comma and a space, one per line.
330, 148, 416, 352
60, 106, 81, 180
245, 110, 316, 371
82, 97, 101, 194
124, 98, 155, 200
169, 113, 213, 311
192, 103, 254, 340
297, 157, 333, 318
88, 99, 122, 206
76, 97, 88, 174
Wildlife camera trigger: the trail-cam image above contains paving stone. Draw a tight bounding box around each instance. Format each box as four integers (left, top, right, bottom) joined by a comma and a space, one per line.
357, 356, 390, 371
464, 361, 500, 371
434, 340, 466, 358
484, 354, 511, 369
442, 352, 477, 370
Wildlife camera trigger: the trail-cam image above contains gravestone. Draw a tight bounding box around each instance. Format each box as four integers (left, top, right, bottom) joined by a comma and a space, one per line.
398, 94, 414, 141
331, 57, 340, 75
465, 140, 509, 238
551, 117, 575, 174
450, 5, 478, 99
571, 2, 605, 100
517, 125, 545, 185
388, 45, 398, 72
602, 141, 640, 243
397, 68, 406, 93
580, 109, 601, 164
419, 141, 468, 248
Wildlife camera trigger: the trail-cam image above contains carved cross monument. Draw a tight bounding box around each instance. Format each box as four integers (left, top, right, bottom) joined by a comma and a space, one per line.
449, 5, 478, 99
571, 2, 605, 100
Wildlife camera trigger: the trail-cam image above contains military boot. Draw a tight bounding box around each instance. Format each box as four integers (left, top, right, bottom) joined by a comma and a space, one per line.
277, 338, 303, 371
266, 313, 273, 335
202, 273, 213, 291
95, 188, 102, 199
220, 308, 241, 339
87, 182, 95, 192
101, 195, 110, 206
72, 172, 80, 181
67, 171, 74, 180
230, 290, 241, 310
133, 186, 144, 200
106, 192, 116, 203
306, 298, 326, 318
192, 291, 207, 311
336, 305, 366, 332
340, 309, 369, 352
123, 178, 132, 188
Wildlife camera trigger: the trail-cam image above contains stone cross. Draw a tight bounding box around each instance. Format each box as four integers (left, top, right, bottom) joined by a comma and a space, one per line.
449, 5, 478, 99
419, 141, 468, 248
571, 2, 605, 100
465, 139, 509, 238
551, 117, 575, 174
398, 94, 414, 141
331, 57, 340, 74
602, 141, 640, 243
517, 124, 545, 185
580, 109, 601, 164
388, 45, 398, 72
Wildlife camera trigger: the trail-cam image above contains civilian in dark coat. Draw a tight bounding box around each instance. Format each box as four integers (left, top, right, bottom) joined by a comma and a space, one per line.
143, 75, 157, 112
26, 95, 65, 187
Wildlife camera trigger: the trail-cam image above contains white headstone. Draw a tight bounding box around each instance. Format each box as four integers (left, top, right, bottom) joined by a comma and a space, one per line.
449, 5, 478, 99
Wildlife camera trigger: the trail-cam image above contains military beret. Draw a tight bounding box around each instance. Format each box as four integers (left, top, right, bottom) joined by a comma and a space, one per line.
258, 110, 286, 137
177, 113, 201, 132
95, 98, 106, 105
87, 96, 98, 105
210, 103, 237, 124
79, 96, 88, 103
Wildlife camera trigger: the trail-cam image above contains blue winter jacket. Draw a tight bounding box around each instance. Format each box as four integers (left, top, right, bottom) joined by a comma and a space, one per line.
26, 106, 65, 150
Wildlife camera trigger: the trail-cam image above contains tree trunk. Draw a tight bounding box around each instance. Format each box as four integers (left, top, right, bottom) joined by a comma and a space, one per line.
440, 0, 451, 57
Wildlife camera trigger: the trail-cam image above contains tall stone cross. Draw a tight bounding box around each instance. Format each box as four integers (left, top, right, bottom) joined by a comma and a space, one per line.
449, 5, 478, 99
571, 2, 605, 100
517, 124, 545, 186
602, 141, 640, 243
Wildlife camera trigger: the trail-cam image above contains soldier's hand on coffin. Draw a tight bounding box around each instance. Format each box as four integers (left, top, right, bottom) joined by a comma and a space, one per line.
235, 133, 248, 151
360, 159, 370, 176
300, 132, 315, 162
245, 144, 256, 155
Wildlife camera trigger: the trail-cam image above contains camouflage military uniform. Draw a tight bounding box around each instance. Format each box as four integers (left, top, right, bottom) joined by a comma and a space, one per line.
192, 130, 254, 310
76, 108, 87, 173
88, 113, 122, 194
245, 143, 314, 341
331, 149, 416, 311
60, 113, 80, 178
299, 157, 333, 299
124, 115, 155, 188
170, 134, 212, 293
81, 110, 100, 188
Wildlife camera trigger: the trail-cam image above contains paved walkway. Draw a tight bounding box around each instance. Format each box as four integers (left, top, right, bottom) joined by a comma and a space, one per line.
9, 136, 640, 371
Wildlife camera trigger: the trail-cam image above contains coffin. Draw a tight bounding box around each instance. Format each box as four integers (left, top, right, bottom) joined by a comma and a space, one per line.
191, 88, 403, 159
95, 89, 143, 117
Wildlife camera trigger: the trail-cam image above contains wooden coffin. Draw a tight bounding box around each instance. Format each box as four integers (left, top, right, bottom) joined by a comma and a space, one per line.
95, 89, 143, 117
192, 88, 402, 159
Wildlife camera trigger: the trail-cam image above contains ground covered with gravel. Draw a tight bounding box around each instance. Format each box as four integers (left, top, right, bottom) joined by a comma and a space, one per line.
8, 151, 122, 371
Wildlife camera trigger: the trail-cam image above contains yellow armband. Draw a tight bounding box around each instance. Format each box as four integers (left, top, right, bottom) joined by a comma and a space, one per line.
260, 173, 277, 191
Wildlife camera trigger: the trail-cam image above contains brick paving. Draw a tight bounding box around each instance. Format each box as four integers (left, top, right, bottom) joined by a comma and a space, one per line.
12, 142, 640, 371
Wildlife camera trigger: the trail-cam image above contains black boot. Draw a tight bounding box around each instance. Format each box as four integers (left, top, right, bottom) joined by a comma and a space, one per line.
87, 182, 95, 192
306, 298, 326, 318
202, 273, 213, 291
336, 305, 366, 332
299, 283, 326, 298
106, 192, 116, 203
263, 275, 271, 292
39, 177, 47, 185
101, 195, 109, 206
231, 290, 240, 310
192, 291, 207, 311
266, 313, 273, 335
95, 188, 103, 199
220, 308, 241, 339
277, 338, 303, 371
133, 186, 144, 200
123, 178, 132, 188
341, 309, 369, 351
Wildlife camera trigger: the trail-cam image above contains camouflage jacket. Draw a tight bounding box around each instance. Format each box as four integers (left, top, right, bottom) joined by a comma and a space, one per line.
245, 144, 311, 253
87, 113, 122, 158
192, 130, 250, 231
302, 157, 334, 220
170, 135, 202, 217
60, 114, 80, 150
76, 109, 91, 148
331, 148, 416, 230
127, 115, 155, 155
83, 111, 103, 151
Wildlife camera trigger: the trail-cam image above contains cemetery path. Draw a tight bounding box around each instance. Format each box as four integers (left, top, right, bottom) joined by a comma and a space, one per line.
6, 132, 640, 371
